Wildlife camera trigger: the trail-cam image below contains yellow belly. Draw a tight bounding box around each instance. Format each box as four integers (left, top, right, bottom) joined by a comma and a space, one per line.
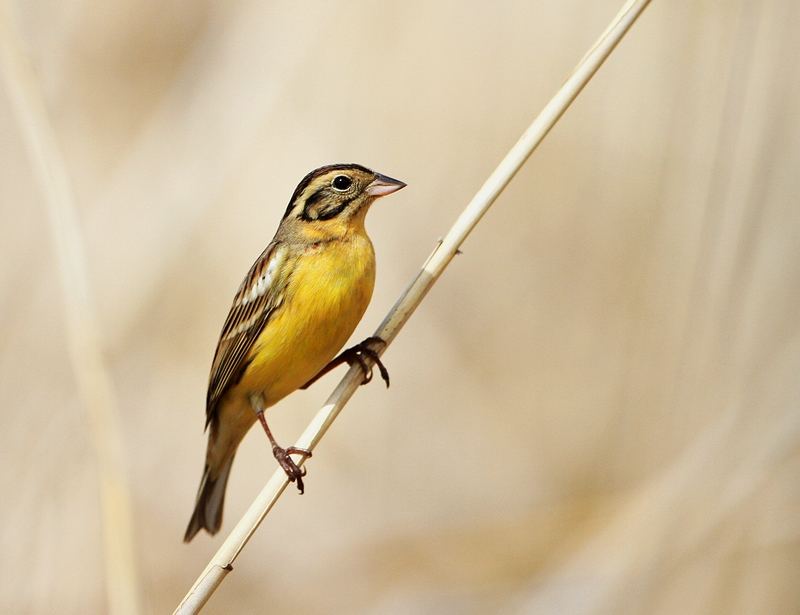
238, 235, 375, 406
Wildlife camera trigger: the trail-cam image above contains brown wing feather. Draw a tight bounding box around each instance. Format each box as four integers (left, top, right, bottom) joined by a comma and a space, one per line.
205, 241, 289, 427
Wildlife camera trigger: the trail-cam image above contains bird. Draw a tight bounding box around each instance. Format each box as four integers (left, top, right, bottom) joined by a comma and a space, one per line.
184, 163, 406, 542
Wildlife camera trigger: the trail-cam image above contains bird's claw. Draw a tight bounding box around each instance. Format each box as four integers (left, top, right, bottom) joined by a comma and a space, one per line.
273, 445, 312, 493
345, 336, 390, 388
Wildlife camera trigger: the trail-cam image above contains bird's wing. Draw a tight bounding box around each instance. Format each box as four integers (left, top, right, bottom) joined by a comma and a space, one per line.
205, 241, 291, 427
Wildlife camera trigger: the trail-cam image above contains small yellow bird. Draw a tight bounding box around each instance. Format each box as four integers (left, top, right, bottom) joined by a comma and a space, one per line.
184, 163, 405, 541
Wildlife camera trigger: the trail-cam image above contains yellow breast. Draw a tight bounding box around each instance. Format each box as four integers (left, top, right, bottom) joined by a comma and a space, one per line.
240, 234, 376, 405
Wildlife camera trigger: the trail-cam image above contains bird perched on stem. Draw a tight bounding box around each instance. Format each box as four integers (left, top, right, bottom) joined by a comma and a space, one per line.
184, 164, 405, 542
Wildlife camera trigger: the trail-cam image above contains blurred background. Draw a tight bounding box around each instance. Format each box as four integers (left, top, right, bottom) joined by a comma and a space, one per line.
2, 0, 799, 613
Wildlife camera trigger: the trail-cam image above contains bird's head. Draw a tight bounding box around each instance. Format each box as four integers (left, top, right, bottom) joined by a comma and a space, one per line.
279, 164, 406, 240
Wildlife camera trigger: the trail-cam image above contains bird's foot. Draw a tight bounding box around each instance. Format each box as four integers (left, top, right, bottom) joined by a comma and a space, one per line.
343, 336, 390, 387
273, 445, 312, 494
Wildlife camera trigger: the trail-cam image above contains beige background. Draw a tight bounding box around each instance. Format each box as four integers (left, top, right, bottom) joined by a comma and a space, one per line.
2, 1, 799, 613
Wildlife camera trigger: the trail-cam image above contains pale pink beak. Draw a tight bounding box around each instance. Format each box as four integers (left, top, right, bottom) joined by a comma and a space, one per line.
365, 173, 406, 197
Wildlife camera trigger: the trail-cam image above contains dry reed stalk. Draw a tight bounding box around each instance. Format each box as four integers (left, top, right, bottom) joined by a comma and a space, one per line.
175, 0, 653, 612
0, 6, 142, 615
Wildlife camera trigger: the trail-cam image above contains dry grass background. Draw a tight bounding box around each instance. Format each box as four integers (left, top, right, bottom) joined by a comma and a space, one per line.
2, 1, 799, 613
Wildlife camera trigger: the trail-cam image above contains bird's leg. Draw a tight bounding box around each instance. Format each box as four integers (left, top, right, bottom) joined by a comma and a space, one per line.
251, 399, 312, 494
300, 336, 390, 389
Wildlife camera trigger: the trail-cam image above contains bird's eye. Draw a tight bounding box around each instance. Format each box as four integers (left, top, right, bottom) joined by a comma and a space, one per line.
332, 175, 352, 191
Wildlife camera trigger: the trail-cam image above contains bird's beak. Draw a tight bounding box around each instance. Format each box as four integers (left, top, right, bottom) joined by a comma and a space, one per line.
365, 173, 407, 197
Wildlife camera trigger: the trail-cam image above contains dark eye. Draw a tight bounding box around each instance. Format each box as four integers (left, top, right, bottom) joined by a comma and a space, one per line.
332, 175, 352, 191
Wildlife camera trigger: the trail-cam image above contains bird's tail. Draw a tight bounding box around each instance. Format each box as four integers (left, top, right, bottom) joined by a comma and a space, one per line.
183, 455, 235, 542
